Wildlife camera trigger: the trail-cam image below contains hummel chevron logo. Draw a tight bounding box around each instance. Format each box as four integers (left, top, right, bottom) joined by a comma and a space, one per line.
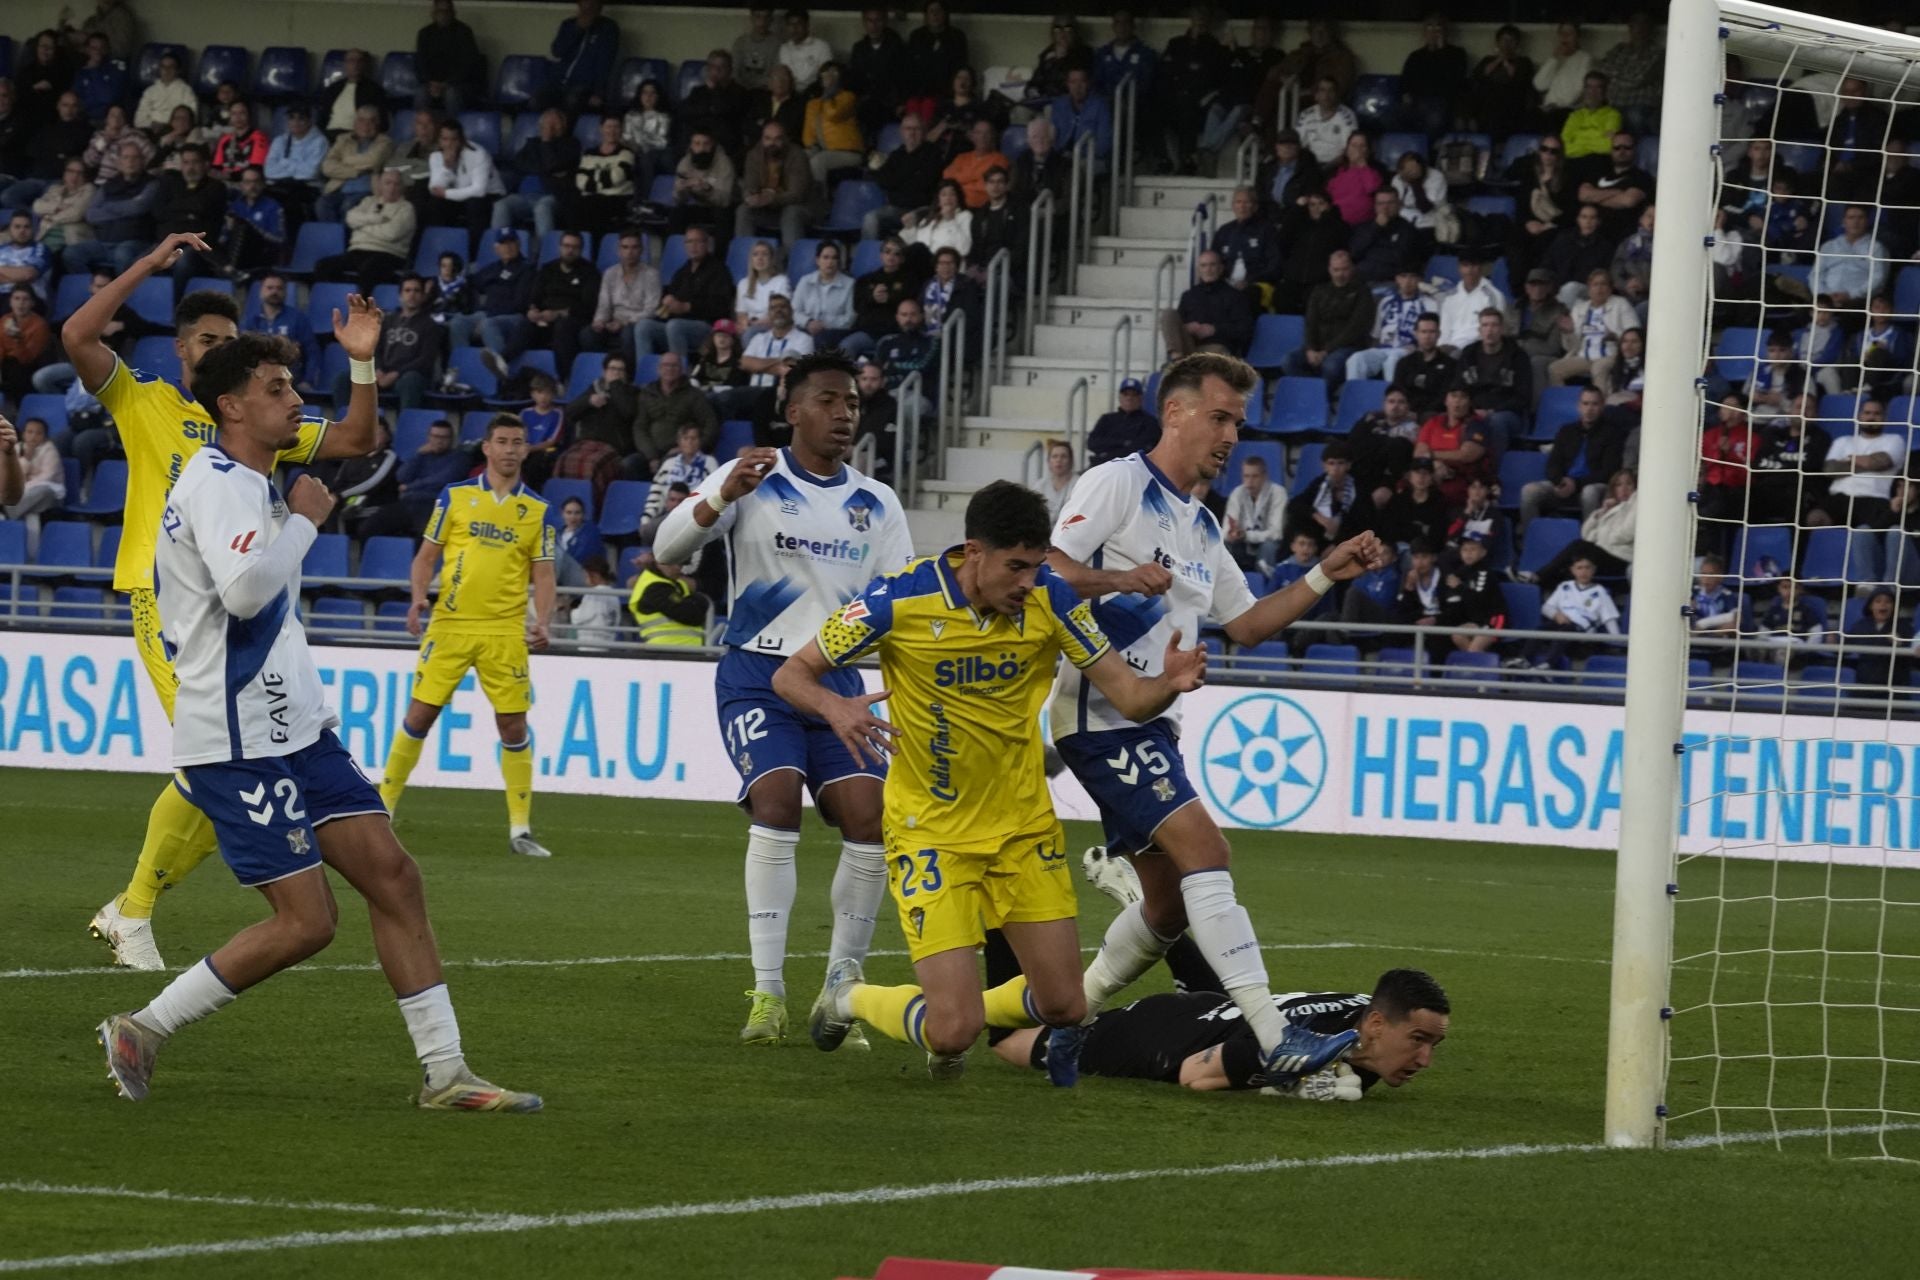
239, 783, 273, 826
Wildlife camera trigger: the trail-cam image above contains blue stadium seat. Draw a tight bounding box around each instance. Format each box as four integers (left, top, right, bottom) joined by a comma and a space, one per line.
287, 222, 346, 277
1443, 650, 1502, 684
1288, 444, 1325, 496
1302, 643, 1361, 682
1518, 518, 1580, 574
393, 409, 442, 460
572, 113, 606, 149
374, 600, 412, 633
1377, 131, 1428, 170
789, 237, 826, 277
1333, 379, 1386, 432
716, 420, 755, 460
727, 236, 784, 280
130, 336, 182, 384
630, 354, 660, 387
0, 520, 29, 566
615, 57, 672, 108
445, 347, 499, 399
555, 352, 608, 402
1734, 660, 1789, 697
1712, 326, 1766, 386
195, 46, 249, 98
598, 480, 652, 538
1816, 393, 1863, 437
34, 522, 92, 570
318, 49, 350, 90
819, 181, 885, 235
1731, 524, 1795, 580
851, 239, 885, 277
185, 275, 236, 299
1000, 124, 1031, 160
1244, 314, 1304, 369
308, 598, 368, 629
255, 47, 311, 99
459, 409, 496, 443
511, 350, 558, 382
595, 232, 627, 272
357, 537, 416, 583
1350, 75, 1400, 129
675, 59, 705, 104
305, 282, 356, 337
51, 274, 92, 323
1531, 386, 1586, 441
413, 226, 472, 279
1895, 266, 1920, 321
308, 344, 349, 395
1265, 377, 1330, 436
1583, 653, 1629, 691
1800, 526, 1854, 585
135, 42, 189, 87
1802, 664, 1856, 689
49, 586, 105, 622
371, 282, 401, 313
645, 173, 678, 205
18, 394, 69, 440
1497, 133, 1544, 172
457, 110, 502, 157
1498, 450, 1547, 498
496, 55, 552, 107
95, 525, 121, 568
1500, 581, 1541, 632
1226, 442, 1284, 489
507, 110, 542, 158
381, 52, 420, 101
303, 533, 350, 579
657, 234, 689, 283
1465, 194, 1517, 220
543, 478, 596, 521
876, 122, 904, 154
128, 278, 174, 328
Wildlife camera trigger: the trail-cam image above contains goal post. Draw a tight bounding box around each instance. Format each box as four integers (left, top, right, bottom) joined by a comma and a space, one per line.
1609, 0, 1920, 1152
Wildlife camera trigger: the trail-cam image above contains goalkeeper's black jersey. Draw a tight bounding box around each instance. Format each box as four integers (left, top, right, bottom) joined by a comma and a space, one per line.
1028, 991, 1381, 1092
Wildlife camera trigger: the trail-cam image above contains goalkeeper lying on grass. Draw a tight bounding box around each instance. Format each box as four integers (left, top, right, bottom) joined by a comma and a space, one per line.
985, 861, 1449, 1098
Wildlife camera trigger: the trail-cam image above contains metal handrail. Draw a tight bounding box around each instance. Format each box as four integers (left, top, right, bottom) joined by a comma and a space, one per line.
1023, 188, 1056, 353
1188, 195, 1219, 287
1020, 439, 1046, 488
897, 369, 924, 507
1149, 252, 1178, 370
1105, 313, 1134, 412
1065, 131, 1096, 295
934, 307, 966, 479
1108, 73, 1136, 237
1234, 129, 1261, 189
978, 247, 1011, 415
1064, 376, 1091, 468
849, 432, 876, 477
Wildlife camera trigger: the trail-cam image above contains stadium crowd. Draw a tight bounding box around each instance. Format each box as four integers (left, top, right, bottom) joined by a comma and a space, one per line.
3, 3, 1920, 678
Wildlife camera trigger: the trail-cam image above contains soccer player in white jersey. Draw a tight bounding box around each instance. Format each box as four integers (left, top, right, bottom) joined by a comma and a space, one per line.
1043, 352, 1395, 1086
96, 334, 540, 1111
654, 349, 914, 1046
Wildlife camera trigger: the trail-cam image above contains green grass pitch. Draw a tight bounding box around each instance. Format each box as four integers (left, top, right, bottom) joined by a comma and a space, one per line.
3, 767, 1918, 1279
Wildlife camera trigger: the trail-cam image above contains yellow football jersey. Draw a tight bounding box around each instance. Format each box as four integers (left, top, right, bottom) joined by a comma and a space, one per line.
817, 548, 1110, 854
423, 477, 556, 634
95, 355, 328, 591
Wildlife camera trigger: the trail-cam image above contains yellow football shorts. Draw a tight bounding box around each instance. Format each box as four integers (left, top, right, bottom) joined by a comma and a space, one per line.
886, 820, 1077, 963
128, 587, 178, 721
410, 627, 533, 713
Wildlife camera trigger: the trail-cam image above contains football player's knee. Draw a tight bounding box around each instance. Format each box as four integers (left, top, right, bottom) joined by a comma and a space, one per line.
284, 908, 337, 959
1032, 988, 1085, 1029
924, 1007, 985, 1056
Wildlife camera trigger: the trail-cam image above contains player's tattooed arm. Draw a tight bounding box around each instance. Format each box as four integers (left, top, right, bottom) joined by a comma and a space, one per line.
1178, 1044, 1233, 1092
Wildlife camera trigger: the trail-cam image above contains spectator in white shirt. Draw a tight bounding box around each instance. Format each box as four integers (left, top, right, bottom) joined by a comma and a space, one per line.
734, 239, 791, 332
741, 293, 814, 388
779, 9, 834, 92
1524, 554, 1621, 669
1437, 256, 1509, 353
1532, 22, 1593, 120
1548, 269, 1638, 386
589, 229, 661, 363
1346, 267, 1429, 384
423, 118, 502, 248
1295, 77, 1358, 167
789, 239, 856, 346
1810, 204, 1890, 309
1817, 398, 1904, 528
134, 54, 197, 134
567, 560, 625, 650
1040, 439, 1076, 521
1224, 454, 1287, 572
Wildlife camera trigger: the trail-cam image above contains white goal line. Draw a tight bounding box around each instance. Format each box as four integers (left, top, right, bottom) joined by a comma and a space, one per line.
2, 1123, 1914, 1274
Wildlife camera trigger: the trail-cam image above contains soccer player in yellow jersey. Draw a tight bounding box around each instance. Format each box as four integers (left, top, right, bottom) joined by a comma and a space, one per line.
378, 417, 558, 857
772, 481, 1207, 1082
73, 232, 381, 970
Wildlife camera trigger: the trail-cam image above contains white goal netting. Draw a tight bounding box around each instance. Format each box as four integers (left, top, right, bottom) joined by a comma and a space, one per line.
1659, 4, 1920, 1159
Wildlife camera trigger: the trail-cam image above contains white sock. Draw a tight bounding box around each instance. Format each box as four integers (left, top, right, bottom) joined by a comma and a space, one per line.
828, 839, 887, 965
1180, 869, 1289, 1055
397, 983, 466, 1085
136, 957, 237, 1036
744, 824, 800, 997
1082, 901, 1178, 1020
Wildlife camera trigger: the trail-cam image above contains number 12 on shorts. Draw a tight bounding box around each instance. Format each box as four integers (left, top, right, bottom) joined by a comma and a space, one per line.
895, 849, 943, 897
725, 708, 769, 755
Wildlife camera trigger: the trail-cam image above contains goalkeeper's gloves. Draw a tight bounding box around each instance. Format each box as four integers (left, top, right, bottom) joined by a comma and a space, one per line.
1262, 1062, 1364, 1103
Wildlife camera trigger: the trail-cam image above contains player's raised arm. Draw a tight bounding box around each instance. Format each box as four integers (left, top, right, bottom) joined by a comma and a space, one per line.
654, 447, 780, 562
1223, 530, 1393, 647
771, 640, 899, 768
208, 474, 334, 618
311, 295, 384, 460
62, 233, 210, 393
0, 416, 22, 507
1082, 627, 1207, 723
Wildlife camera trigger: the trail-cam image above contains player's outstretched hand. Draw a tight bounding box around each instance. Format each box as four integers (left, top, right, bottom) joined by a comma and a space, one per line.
406, 600, 428, 637
526, 618, 550, 651
1161, 628, 1206, 693
1264, 1062, 1364, 1103
720, 447, 780, 502
286, 474, 337, 528
0, 415, 16, 451
140, 233, 211, 275
332, 294, 385, 361
822, 688, 901, 769
1320, 531, 1394, 582
1118, 561, 1174, 597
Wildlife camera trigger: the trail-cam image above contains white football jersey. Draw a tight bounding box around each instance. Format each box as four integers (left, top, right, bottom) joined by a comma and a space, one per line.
656, 447, 913, 657
155, 447, 338, 767
1049, 453, 1256, 737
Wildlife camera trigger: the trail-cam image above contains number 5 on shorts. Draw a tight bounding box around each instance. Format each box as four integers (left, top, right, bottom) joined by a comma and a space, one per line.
894, 849, 943, 897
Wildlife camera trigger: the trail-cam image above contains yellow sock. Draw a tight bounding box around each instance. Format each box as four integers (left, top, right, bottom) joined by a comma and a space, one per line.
381, 726, 427, 815
120, 780, 219, 918
501, 737, 533, 834
849, 982, 930, 1049
982, 975, 1039, 1029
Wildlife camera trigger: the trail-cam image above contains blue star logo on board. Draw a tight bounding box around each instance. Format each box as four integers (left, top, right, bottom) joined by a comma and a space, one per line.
1200, 694, 1327, 829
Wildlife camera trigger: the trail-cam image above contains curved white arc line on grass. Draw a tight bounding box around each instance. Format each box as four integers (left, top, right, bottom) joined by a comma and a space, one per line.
2, 1124, 1916, 1273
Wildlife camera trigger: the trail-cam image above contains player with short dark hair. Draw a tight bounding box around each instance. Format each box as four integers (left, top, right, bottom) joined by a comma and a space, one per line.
776, 480, 1207, 1082
99, 330, 538, 1112
377, 414, 559, 858
654, 345, 914, 1047
73, 233, 382, 972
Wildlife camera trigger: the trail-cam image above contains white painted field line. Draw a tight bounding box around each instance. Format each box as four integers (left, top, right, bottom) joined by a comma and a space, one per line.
0, 1180, 497, 1221
3, 1122, 1916, 1273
